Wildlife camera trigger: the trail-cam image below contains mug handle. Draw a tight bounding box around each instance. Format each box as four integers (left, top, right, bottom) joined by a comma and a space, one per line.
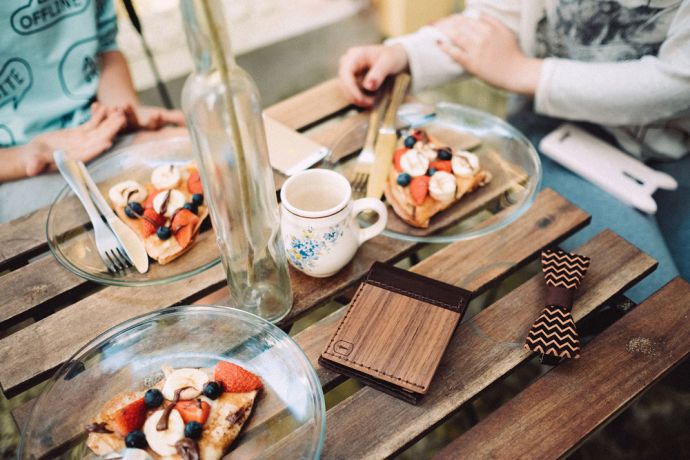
351, 198, 388, 245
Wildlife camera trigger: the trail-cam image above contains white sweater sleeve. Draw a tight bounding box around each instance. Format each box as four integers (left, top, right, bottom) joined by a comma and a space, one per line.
385, 0, 524, 93
535, 2, 690, 126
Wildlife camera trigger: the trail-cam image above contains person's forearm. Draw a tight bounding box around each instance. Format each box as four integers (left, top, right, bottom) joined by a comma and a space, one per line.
97, 50, 139, 108
0, 143, 51, 182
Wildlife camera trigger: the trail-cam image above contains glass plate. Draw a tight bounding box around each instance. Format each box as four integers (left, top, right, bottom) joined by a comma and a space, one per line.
323, 102, 542, 243
19, 305, 326, 459
46, 137, 221, 287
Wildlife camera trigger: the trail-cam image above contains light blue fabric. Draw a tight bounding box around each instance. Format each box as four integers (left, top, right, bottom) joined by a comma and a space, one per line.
0, 0, 118, 147
510, 112, 687, 303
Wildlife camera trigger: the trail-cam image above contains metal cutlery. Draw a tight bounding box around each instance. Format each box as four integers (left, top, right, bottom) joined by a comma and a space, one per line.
53, 151, 131, 274
366, 73, 411, 199
350, 86, 391, 195
77, 161, 150, 274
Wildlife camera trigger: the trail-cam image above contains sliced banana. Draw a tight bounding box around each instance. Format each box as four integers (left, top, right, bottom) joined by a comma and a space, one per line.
161, 367, 208, 400
143, 409, 185, 457
429, 171, 457, 202
151, 165, 181, 190
400, 150, 430, 177
451, 151, 480, 177
108, 181, 147, 208
153, 189, 186, 218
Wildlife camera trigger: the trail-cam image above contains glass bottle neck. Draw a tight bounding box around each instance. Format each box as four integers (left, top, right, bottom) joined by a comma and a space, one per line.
180, 0, 236, 74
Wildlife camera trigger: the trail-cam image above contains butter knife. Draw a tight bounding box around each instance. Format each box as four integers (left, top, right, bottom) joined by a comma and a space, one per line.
77, 161, 150, 274
366, 73, 411, 199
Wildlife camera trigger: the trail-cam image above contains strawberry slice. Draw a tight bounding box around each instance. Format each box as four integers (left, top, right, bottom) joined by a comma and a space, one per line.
410, 176, 430, 205
113, 397, 147, 437
187, 171, 203, 195
393, 147, 407, 173
175, 399, 211, 425
429, 160, 452, 173
141, 209, 165, 237
214, 361, 263, 393
171, 209, 199, 249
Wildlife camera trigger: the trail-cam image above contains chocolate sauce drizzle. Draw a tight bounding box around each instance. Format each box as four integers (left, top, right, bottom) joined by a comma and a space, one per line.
175, 437, 200, 460
85, 422, 113, 434
226, 406, 246, 425
157, 386, 191, 431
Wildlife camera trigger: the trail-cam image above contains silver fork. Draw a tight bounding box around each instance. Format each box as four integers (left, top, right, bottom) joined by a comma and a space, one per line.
350, 89, 390, 195
54, 151, 131, 273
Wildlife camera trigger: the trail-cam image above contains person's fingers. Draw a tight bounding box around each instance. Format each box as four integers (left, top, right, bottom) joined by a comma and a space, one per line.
444, 27, 479, 52
363, 55, 394, 92
338, 49, 375, 106
159, 109, 186, 127
94, 111, 127, 141
82, 103, 107, 130
437, 41, 470, 67
119, 104, 139, 130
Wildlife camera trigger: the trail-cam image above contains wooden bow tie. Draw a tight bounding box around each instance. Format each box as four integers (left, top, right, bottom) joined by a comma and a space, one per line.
525, 250, 591, 365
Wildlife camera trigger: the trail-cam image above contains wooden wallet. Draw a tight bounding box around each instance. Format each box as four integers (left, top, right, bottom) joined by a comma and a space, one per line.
319, 262, 472, 403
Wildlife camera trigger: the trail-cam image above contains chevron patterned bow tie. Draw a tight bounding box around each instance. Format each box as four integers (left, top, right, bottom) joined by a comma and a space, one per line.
524, 250, 591, 365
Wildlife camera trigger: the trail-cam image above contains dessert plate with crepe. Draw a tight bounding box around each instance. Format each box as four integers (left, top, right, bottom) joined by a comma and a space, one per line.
19, 306, 326, 459
46, 137, 221, 287
323, 102, 542, 243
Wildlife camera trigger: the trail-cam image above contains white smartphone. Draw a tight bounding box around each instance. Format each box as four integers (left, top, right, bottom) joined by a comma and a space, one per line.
539, 124, 677, 214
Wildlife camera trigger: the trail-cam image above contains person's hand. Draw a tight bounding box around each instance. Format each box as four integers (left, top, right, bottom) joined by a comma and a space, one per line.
121, 104, 186, 131
436, 14, 543, 95
338, 44, 409, 107
23, 102, 126, 175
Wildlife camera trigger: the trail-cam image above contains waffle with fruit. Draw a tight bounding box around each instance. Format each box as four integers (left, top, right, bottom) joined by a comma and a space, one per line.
384, 129, 490, 228
108, 163, 209, 265
86, 361, 262, 459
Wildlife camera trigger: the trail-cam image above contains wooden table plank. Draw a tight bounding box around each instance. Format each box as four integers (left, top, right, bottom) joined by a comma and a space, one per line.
264, 79, 351, 130
11, 188, 590, 426
315, 230, 657, 459
434, 277, 690, 460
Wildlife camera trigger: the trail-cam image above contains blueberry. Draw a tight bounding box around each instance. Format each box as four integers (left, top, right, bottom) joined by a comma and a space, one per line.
183, 202, 198, 214
144, 388, 164, 408
437, 148, 452, 161
185, 421, 203, 440
403, 136, 416, 149
191, 193, 204, 206
157, 226, 172, 240
427, 168, 437, 176
396, 173, 412, 186
125, 430, 147, 449
203, 381, 223, 400
125, 202, 143, 219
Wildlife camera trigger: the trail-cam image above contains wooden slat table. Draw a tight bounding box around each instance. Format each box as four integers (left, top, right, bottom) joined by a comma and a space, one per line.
1, 79, 687, 459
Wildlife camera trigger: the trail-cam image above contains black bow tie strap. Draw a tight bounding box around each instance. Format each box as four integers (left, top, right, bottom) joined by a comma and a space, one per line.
524, 250, 591, 365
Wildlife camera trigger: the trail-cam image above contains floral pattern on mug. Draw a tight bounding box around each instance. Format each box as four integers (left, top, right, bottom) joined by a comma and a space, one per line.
287, 224, 345, 271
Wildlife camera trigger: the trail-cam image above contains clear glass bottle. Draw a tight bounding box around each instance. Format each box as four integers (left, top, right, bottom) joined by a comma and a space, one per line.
180, 0, 293, 322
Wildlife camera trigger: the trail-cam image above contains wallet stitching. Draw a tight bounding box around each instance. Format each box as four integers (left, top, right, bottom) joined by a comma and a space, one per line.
367, 279, 465, 312
324, 281, 449, 391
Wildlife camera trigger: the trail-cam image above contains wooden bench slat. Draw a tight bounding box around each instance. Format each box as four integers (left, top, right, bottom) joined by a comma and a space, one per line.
10, 188, 589, 425
264, 78, 351, 130
0, 79, 350, 270
434, 277, 690, 460
314, 230, 657, 460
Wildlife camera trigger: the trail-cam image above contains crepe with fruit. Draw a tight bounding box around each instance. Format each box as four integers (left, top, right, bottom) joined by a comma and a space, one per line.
108, 164, 208, 265
384, 129, 490, 228
85, 361, 262, 459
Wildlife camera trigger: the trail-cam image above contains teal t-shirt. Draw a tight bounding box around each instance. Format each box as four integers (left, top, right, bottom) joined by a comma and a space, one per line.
0, 0, 118, 147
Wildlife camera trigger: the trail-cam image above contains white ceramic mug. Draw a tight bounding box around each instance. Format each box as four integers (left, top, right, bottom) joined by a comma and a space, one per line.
280, 169, 388, 277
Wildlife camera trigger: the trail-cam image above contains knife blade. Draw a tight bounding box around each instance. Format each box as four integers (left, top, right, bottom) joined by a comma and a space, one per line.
366, 73, 411, 199
77, 162, 150, 274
